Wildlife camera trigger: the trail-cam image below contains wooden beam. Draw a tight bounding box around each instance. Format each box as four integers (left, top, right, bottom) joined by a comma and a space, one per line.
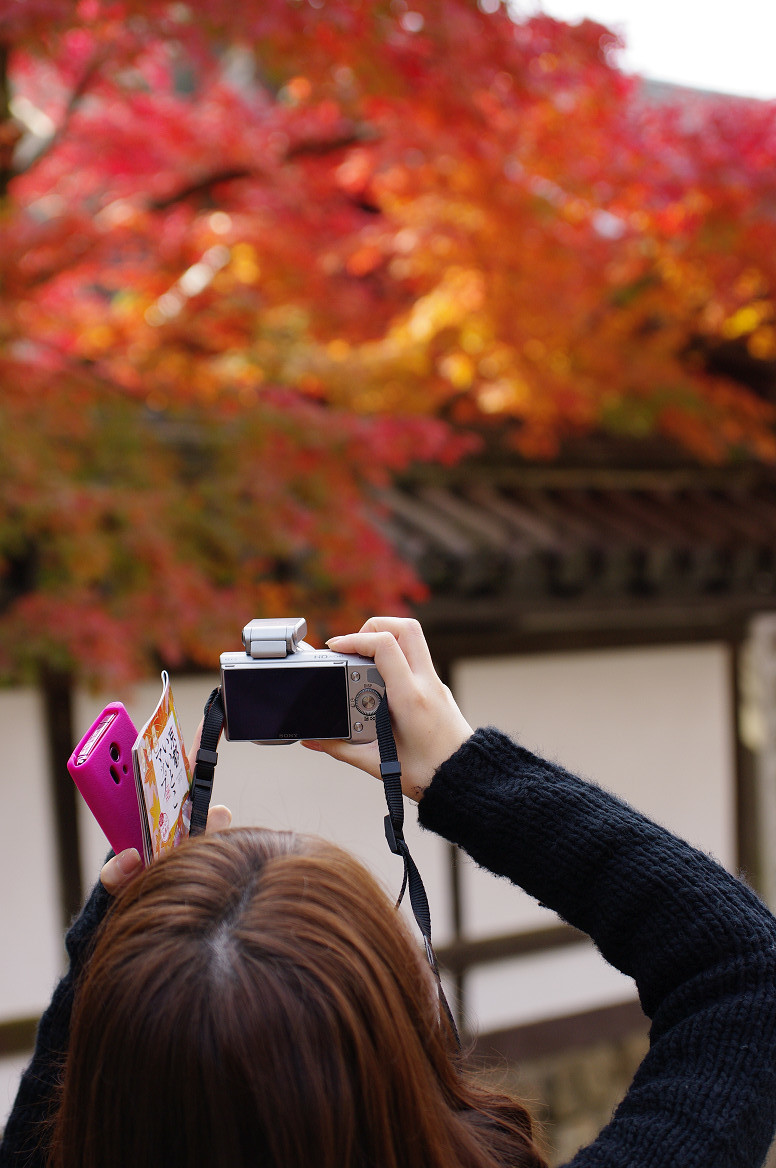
436, 924, 586, 977
0, 1016, 38, 1058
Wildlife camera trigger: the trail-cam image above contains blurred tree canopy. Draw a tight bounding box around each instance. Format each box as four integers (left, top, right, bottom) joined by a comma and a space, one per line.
2, 0, 776, 685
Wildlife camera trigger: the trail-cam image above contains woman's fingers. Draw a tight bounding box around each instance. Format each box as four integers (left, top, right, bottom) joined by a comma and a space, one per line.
327, 628, 417, 696
100, 848, 142, 895
100, 805, 233, 895
355, 616, 436, 677
325, 618, 473, 800
205, 804, 232, 832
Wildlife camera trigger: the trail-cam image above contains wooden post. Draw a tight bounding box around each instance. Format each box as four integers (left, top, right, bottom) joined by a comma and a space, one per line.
40, 668, 83, 927
740, 615, 776, 910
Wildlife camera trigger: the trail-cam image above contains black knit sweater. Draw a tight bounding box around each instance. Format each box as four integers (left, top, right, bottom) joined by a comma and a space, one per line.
3, 726, 776, 1167
0, 879, 111, 1167
418, 728, 776, 1167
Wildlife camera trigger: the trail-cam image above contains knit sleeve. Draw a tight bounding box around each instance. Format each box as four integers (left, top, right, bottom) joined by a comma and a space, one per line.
418, 727, 776, 1168
0, 878, 112, 1168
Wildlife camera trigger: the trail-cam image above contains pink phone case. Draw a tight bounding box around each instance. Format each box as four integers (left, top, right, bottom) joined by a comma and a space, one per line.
67, 702, 145, 860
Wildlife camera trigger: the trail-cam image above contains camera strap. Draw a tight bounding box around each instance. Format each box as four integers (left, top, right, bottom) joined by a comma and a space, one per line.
189, 686, 225, 836
376, 697, 461, 1049
188, 685, 460, 1048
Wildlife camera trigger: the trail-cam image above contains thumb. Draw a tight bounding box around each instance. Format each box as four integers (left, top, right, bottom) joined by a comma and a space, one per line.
101, 848, 143, 895
205, 804, 232, 833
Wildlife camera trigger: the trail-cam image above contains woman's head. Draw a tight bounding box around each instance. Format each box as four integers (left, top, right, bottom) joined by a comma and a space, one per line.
51, 829, 545, 1168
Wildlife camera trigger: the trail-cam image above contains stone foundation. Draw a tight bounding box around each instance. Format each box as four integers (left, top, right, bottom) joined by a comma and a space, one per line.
480, 1030, 649, 1165
482, 1028, 776, 1166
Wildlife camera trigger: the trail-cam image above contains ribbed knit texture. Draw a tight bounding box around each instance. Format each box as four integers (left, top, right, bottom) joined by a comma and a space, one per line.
418, 727, 776, 1168
0, 878, 112, 1167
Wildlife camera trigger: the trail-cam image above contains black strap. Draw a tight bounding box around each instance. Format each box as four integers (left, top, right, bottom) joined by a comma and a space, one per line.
187, 683, 460, 1046
189, 687, 225, 836
376, 697, 461, 1049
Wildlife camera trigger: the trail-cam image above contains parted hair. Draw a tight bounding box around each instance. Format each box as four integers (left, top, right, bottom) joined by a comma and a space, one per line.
50, 828, 547, 1168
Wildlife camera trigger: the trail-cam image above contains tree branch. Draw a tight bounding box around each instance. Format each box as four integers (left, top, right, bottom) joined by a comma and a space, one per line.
16, 50, 106, 177
148, 167, 254, 210
146, 127, 376, 211
0, 42, 21, 199
286, 130, 366, 159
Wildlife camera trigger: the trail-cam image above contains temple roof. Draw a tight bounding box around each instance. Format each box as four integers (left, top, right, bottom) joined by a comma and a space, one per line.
383, 460, 776, 652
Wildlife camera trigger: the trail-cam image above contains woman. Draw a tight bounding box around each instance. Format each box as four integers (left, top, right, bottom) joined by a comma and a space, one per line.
3, 616, 776, 1167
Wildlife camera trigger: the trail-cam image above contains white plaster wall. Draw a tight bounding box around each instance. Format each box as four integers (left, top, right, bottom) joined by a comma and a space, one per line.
0, 1054, 31, 1132
468, 941, 638, 1034
0, 689, 63, 1021
452, 643, 735, 1032
0, 688, 66, 1136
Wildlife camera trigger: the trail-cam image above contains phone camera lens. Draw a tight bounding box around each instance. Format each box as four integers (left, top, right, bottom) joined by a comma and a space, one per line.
109, 743, 120, 761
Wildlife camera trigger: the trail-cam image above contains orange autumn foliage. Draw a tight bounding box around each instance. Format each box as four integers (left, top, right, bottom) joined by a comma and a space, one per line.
1, 0, 776, 681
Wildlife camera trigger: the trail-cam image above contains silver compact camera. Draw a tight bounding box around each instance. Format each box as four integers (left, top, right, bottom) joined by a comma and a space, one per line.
220, 618, 385, 744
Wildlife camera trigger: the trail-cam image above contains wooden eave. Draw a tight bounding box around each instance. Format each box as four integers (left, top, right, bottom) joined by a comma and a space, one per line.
381, 462, 776, 653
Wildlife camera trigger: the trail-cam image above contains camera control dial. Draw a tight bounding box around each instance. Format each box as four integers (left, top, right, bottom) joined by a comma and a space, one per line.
355, 688, 380, 717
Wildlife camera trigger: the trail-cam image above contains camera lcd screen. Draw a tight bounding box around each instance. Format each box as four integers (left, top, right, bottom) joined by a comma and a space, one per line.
222, 665, 351, 740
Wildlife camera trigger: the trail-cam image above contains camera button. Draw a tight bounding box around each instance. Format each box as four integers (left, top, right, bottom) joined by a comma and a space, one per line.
355, 688, 379, 716
354, 721, 364, 733
350, 670, 361, 681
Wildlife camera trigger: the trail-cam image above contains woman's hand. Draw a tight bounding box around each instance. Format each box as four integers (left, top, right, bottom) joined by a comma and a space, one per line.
302, 616, 472, 801
100, 804, 233, 894
101, 719, 232, 894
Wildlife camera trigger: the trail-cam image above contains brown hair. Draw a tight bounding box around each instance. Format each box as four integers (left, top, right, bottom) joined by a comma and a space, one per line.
50, 828, 547, 1168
